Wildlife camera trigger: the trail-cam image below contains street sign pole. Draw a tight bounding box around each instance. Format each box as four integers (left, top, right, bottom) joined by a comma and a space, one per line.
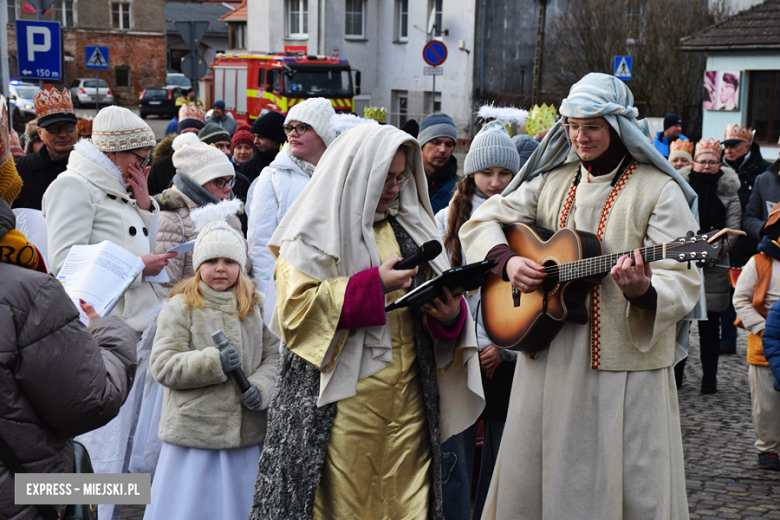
95, 69, 99, 112
431, 75, 436, 115
422, 40, 448, 116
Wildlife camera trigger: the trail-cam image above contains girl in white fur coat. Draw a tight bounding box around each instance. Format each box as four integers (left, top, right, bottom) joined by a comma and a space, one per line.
144, 200, 279, 520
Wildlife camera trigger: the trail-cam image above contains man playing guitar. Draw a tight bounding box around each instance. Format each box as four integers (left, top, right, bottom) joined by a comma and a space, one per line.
460, 74, 702, 520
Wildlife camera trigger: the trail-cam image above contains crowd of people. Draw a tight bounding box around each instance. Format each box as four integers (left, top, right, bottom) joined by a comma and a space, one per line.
1, 70, 780, 520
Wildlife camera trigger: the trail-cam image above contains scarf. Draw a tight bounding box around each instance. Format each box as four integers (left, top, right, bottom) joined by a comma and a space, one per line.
172, 171, 220, 207
287, 147, 316, 178
689, 170, 726, 233
0, 229, 46, 272
581, 126, 629, 176
502, 73, 697, 217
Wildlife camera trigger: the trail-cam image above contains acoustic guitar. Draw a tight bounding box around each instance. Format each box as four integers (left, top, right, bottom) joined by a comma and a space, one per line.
481, 224, 745, 352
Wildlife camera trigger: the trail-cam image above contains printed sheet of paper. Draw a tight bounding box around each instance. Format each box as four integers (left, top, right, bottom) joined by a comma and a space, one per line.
141, 240, 194, 283
57, 240, 145, 325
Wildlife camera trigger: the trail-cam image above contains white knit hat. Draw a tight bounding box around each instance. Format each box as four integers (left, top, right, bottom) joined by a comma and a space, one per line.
190, 199, 247, 272
91, 106, 156, 152
286, 98, 337, 147
172, 133, 235, 186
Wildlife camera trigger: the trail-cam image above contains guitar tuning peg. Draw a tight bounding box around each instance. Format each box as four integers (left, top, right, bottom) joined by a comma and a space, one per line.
686, 230, 695, 238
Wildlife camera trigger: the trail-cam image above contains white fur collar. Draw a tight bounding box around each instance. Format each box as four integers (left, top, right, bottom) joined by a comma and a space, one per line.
73, 139, 128, 190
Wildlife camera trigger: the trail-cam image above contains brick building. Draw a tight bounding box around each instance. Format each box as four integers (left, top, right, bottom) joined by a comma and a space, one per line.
7, 0, 165, 105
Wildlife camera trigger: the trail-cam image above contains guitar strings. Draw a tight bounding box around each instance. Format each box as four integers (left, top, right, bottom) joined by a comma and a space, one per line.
539, 241, 692, 280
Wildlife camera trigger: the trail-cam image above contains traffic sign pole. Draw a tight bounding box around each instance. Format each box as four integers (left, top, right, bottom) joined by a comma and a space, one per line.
422, 40, 448, 116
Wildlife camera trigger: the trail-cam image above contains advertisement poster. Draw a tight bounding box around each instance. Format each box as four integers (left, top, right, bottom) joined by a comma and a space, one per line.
703, 70, 740, 111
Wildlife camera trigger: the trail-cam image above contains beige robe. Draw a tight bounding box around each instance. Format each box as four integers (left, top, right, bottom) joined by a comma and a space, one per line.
476, 166, 694, 520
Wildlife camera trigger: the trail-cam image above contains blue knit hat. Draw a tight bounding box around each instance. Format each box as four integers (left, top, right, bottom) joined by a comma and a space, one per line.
418, 113, 458, 147
511, 134, 539, 169
213, 100, 226, 111
464, 122, 521, 176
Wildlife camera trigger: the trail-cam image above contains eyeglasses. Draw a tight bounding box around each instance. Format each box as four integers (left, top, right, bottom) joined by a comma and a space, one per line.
694, 160, 720, 167
562, 124, 607, 141
43, 123, 76, 135
384, 173, 412, 189
283, 123, 311, 136
126, 150, 151, 168
213, 176, 236, 189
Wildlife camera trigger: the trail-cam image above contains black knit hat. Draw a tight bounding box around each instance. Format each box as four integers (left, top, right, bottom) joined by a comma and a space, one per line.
251, 111, 286, 144
663, 113, 682, 132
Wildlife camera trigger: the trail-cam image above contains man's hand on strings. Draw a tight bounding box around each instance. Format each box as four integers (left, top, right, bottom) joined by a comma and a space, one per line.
506, 256, 546, 294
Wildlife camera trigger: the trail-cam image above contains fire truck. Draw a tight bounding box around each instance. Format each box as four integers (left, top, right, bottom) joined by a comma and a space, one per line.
211, 52, 360, 124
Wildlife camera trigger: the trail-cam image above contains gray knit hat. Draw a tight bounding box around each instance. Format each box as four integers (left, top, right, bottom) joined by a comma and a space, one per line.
418, 113, 458, 147
464, 121, 521, 176
198, 123, 231, 146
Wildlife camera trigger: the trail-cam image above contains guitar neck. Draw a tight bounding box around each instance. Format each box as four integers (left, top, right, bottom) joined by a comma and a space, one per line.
556, 244, 667, 281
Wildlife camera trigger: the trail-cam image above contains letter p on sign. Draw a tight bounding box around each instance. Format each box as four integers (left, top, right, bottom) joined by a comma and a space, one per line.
27, 26, 51, 61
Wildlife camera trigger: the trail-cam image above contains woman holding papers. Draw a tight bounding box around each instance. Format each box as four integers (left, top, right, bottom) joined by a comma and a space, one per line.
153, 133, 245, 292
249, 124, 484, 520
41, 106, 174, 520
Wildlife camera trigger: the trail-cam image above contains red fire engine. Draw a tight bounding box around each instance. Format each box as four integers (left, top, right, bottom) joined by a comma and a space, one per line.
211, 52, 360, 125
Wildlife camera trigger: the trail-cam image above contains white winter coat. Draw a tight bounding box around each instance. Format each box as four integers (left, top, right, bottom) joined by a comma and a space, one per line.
247, 146, 311, 323
42, 139, 161, 332
435, 192, 517, 362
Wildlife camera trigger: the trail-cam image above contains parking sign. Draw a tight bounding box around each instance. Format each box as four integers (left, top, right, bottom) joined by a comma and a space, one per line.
16, 20, 62, 81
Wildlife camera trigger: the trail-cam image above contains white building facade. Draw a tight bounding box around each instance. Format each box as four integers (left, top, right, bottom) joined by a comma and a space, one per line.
247, 0, 477, 137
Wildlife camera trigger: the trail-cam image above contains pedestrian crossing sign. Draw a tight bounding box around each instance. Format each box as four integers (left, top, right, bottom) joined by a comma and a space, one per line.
86, 46, 109, 70
614, 56, 632, 81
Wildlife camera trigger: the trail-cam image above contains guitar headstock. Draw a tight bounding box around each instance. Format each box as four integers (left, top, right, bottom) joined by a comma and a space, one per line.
666, 228, 746, 264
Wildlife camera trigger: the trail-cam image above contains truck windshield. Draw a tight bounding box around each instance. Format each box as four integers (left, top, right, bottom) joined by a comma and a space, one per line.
284, 67, 353, 98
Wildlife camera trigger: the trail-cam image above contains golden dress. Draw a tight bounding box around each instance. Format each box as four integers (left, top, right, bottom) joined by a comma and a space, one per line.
275, 219, 433, 520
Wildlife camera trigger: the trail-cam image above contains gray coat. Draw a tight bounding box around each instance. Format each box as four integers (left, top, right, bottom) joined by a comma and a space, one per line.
680, 166, 742, 312
0, 200, 137, 519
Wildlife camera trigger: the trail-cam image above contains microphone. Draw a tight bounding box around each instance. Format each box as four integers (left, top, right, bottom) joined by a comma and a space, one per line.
211, 330, 251, 393
394, 240, 443, 270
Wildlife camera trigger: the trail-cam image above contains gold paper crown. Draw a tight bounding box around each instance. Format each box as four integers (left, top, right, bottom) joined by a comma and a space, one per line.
179, 103, 206, 123
695, 138, 721, 158
33, 88, 74, 119
724, 124, 755, 144
363, 106, 386, 123
525, 104, 557, 137
670, 139, 693, 156
77, 117, 93, 135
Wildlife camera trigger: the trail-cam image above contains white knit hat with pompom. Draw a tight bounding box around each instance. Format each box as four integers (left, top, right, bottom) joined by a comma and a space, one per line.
190, 199, 247, 272
172, 133, 235, 186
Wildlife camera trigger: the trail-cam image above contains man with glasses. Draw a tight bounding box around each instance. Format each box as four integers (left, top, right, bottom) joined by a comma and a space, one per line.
720, 125, 772, 354
13, 88, 79, 210
461, 74, 700, 519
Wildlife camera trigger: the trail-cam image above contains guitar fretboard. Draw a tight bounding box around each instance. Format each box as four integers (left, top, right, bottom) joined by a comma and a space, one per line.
547, 244, 669, 282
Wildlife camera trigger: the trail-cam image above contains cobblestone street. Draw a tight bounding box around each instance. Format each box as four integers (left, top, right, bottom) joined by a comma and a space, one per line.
682, 325, 780, 519
119, 326, 780, 519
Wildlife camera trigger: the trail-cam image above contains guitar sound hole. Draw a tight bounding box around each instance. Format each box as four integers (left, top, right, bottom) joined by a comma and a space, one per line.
541, 260, 559, 293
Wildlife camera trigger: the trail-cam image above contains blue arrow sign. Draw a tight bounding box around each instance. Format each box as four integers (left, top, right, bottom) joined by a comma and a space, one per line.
86, 46, 110, 70
614, 56, 632, 81
16, 20, 62, 81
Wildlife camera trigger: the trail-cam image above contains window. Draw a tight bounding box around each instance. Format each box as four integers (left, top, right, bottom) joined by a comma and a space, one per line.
287, 0, 308, 37
258, 69, 265, 89
284, 67, 352, 96
345, 0, 365, 38
115, 66, 131, 89
392, 90, 409, 128
747, 70, 780, 145
57, 1, 74, 27
8, 0, 17, 24
432, 0, 443, 37
396, 0, 408, 42
112, 3, 130, 30
229, 22, 246, 50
